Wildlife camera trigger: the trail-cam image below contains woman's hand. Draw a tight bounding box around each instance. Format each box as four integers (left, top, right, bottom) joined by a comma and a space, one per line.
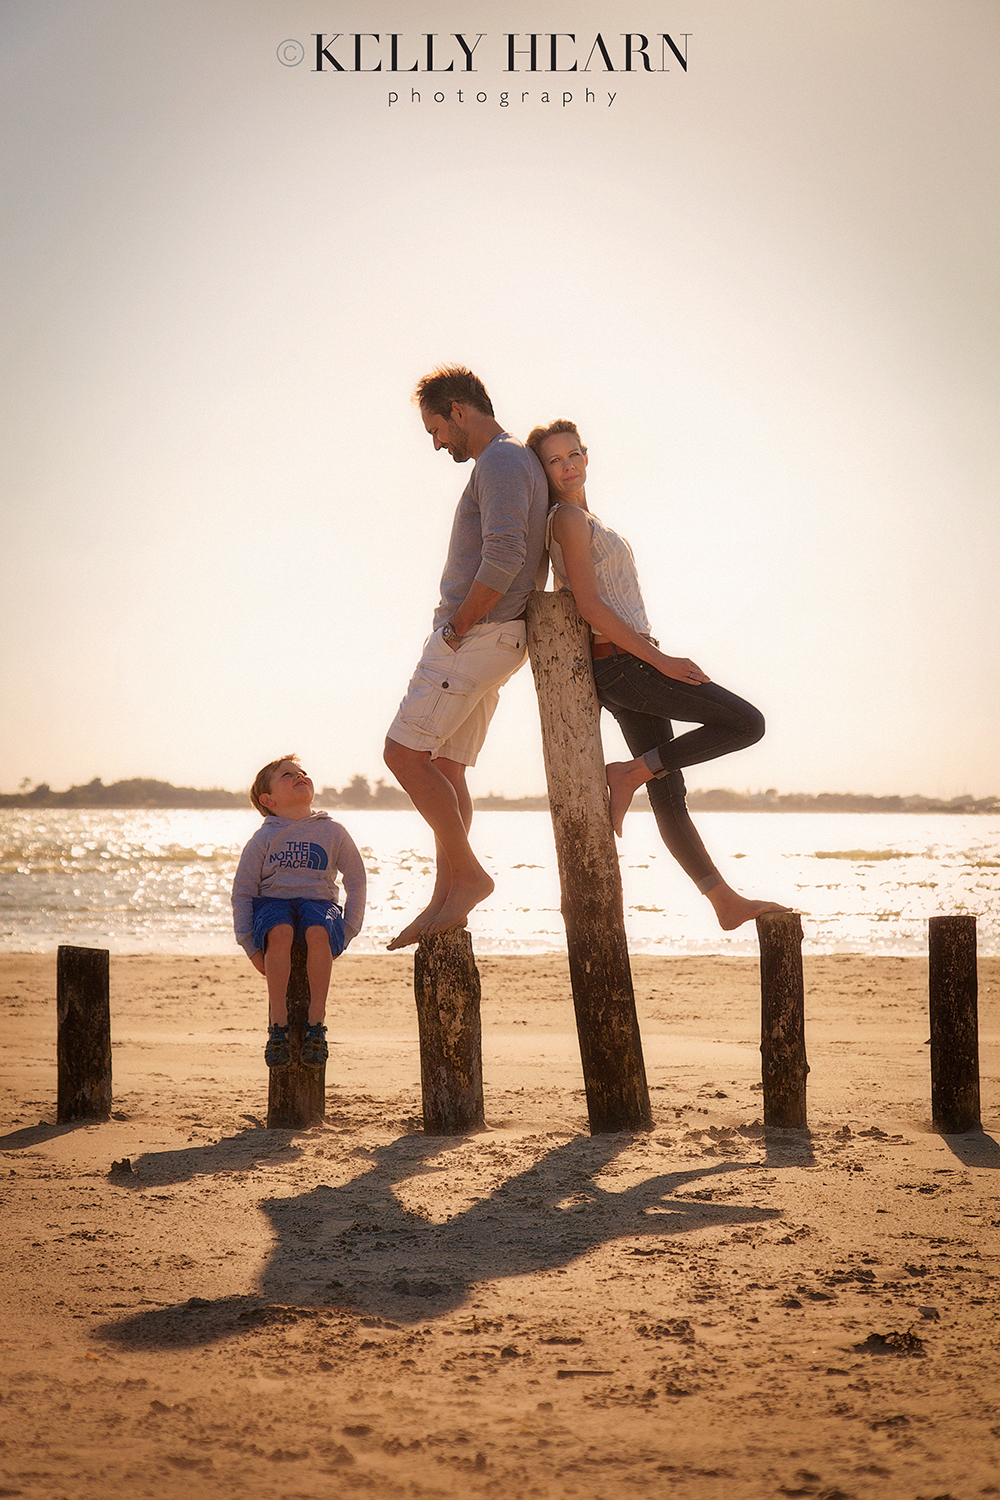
657, 653, 711, 685
551, 506, 712, 685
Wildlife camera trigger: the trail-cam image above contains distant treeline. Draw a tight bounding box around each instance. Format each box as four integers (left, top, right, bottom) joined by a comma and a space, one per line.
1, 775, 996, 816
316, 776, 549, 812
685, 788, 1000, 815
0, 777, 246, 809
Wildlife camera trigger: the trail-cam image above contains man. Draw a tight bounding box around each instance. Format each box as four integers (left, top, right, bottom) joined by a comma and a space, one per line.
384, 365, 548, 949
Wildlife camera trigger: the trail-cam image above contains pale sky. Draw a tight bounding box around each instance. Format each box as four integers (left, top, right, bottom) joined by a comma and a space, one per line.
3, 1, 998, 799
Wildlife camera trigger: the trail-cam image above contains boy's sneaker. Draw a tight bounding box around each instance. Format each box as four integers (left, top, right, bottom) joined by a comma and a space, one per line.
264, 1023, 290, 1068
301, 1021, 329, 1069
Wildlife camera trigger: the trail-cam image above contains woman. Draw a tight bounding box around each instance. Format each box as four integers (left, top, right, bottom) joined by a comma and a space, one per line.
526, 418, 787, 931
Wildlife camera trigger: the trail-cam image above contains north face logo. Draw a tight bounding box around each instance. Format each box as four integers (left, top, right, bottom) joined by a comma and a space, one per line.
270, 840, 329, 871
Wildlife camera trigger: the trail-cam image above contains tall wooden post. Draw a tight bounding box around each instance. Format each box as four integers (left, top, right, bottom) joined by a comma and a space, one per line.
526, 589, 652, 1134
929, 915, 980, 1133
756, 912, 808, 1128
414, 929, 485, 1134
267, 939, 325, 1129
57, 945, 112, 1122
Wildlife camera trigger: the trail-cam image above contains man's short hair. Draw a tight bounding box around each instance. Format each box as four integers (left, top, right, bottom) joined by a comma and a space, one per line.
414, 365, 495, 419
250, 754, 300, 817
525, 419, 587, 460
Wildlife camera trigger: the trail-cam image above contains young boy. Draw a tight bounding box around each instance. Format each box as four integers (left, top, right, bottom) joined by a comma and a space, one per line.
232, 755, 366, 1069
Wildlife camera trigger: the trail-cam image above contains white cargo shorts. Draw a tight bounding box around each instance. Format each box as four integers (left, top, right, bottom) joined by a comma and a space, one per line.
386, 619, 528, 767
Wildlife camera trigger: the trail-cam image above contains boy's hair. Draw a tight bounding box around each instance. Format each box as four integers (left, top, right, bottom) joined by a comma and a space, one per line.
525, 418, 587, 460
414, 365, 494, 419
250, 754, 300, 816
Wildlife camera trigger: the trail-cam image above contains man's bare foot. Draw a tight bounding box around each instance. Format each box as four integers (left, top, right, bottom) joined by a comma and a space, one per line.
606, 760, 651, 837
386, 901, 443, 950
422, 872, 495, 936
707, 884, 791, 932
386, 918, 424, 950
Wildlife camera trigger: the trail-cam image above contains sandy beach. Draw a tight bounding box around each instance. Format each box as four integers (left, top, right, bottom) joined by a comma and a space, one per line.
2, 949, 999, 1500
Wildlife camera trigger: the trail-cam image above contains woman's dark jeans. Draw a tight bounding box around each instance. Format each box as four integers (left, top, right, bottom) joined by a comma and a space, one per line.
593, 650, 765, 892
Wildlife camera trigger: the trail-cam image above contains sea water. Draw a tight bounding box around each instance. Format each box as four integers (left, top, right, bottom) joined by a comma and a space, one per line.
0, 807, 997, 957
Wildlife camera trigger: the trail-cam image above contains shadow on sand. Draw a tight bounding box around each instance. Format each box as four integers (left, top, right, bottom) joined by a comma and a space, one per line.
98, 1127, 784, 1351
938, 1128, 1000, 1169
0, 1118, 100, 1150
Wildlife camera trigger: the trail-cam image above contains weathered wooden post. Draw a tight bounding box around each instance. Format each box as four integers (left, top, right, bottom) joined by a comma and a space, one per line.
413, 929, 485, 1134
526, 589, 652, 1134
267, 939, 325, 1129
929, 914, 980, 1133
756, 912, 808, 1128
57, 945, 112, 1122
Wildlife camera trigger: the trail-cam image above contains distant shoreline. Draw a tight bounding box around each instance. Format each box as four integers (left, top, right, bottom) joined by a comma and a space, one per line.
1, 775, 996, 815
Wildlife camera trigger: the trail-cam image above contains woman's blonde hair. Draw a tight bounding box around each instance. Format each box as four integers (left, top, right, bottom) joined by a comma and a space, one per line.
525, 418, 587, 464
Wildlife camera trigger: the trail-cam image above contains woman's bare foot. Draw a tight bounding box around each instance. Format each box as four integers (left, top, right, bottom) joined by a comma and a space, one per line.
606, 759, 653, 837
706, 883, 791, 932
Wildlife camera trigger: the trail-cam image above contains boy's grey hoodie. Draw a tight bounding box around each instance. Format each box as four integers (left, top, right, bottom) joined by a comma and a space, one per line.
231, 810, 366, 958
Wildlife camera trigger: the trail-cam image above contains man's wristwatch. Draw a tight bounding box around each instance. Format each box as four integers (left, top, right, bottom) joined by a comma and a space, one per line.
442, 621, 462, 648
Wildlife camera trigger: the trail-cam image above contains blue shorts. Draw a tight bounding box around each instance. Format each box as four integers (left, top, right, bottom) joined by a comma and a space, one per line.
251, 897, 345, 958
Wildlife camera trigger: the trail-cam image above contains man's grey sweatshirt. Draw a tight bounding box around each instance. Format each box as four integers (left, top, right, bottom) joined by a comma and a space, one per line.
432, 431, 549, 630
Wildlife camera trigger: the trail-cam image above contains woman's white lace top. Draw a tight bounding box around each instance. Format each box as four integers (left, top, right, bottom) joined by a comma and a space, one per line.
546, 503, 651, 637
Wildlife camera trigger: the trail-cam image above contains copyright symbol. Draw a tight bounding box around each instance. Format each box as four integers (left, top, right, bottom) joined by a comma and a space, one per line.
277, 39, 305, 66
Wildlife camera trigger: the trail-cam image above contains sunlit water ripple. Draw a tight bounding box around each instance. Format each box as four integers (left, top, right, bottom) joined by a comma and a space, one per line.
0, 808, 997, 957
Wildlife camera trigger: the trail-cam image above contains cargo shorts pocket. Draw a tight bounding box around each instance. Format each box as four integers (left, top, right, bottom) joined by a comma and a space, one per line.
409, 662, 476, 733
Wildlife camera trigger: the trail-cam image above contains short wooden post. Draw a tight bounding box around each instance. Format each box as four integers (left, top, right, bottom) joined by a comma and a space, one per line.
267, 939, 325, 1129
526, 590, 652, 1134
413, 929, 485, 1134
756, 912, 808, 1128
57, 945, 112, 1122
929, 915, 980, 1133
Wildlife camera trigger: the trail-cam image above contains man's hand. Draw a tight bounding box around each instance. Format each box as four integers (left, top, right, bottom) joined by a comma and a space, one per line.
448, 581, 505, 640
250, 950, 266, 975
